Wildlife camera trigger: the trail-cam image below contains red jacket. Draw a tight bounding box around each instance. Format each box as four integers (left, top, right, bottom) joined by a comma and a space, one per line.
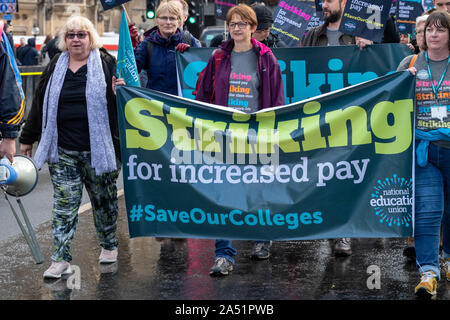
195, 38, 284, 110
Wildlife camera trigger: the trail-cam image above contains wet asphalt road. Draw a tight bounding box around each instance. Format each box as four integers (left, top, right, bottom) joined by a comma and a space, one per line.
0, 194, 448, 301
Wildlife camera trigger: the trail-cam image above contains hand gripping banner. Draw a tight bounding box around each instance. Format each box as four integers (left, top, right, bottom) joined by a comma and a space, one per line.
116, 71, 415, 240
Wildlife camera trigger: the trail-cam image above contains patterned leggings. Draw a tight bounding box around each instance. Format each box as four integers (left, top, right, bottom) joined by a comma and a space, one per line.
48, 148, 120, 262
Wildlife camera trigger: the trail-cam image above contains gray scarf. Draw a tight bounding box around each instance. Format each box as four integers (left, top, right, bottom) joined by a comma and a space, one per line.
34, 49, 117, 175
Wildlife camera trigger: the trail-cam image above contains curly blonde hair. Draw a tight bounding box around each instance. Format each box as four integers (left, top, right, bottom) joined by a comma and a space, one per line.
57, 15, 102, 51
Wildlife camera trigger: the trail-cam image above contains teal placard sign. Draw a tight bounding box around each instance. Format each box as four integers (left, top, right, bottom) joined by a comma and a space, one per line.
176, 44, 411, 105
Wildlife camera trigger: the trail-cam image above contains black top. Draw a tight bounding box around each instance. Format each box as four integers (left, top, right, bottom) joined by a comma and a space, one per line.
19, 48, 121, 161
57, 64, 90, 151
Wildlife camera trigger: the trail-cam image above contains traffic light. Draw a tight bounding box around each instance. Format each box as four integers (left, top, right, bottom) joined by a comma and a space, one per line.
146, 0, 156, 19
188, 1, 200, 24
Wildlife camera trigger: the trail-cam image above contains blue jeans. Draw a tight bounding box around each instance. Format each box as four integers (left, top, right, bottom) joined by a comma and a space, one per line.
414, 143, 450, 279
214, 240, 270, 264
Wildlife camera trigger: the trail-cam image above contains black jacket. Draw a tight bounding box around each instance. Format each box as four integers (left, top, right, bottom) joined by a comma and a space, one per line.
261, 32, 288, 48
41, 37, 62, 60
0, 40, 24, 139
19, 48, 121, 160
17, 38, 39, 66
381, 15, 400, 44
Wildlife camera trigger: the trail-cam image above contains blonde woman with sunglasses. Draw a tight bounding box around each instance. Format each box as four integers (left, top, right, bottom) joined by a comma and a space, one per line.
19, 15, 125, 278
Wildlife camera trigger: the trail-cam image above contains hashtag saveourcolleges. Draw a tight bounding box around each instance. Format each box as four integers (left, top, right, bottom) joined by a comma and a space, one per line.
129, 204, 323, 230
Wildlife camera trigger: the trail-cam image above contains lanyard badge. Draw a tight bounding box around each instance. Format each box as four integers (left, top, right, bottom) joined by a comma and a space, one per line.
425, 52, 450, 121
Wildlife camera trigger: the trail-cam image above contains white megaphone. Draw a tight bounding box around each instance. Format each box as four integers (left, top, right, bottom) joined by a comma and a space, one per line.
0, 155, 38, 197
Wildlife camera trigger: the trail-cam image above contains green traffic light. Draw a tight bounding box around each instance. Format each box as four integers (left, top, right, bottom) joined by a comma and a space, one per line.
188, 16, 196, 24
146, 10, 155, 19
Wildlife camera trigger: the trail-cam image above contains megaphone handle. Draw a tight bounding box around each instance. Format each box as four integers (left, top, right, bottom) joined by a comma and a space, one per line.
16, 198, 44, 264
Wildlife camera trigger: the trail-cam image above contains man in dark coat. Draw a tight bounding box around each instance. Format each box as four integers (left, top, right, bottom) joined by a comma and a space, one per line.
17, 38, 39, 66
302, 0, 373, 257
251, 3, 287, 48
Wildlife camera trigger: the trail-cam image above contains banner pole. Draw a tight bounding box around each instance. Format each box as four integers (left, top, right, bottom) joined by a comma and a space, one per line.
122, 4, 131, 22
224, 21, 227, 41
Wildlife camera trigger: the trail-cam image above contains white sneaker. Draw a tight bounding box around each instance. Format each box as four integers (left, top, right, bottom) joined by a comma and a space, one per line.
99, 248, 118, 264
43, 261, 72, 279
334, 238, 352, 256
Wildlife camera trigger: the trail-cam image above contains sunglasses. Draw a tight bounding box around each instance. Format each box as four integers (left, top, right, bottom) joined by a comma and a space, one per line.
66, 32, 88, 39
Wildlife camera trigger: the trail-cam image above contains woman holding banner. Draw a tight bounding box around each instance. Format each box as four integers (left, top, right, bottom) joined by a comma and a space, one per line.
133, 1, 200, 95
19, 15, 125, 279
403, 14, 430, 262
195, 4, 284, 276
397, 10, 450, 298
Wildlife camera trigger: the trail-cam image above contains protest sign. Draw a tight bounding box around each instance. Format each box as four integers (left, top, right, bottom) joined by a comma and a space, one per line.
390, 0, 398, 14
315, 0, 323, 11
176, 44, 411, 104
396, 0, 424, 34
422, 0, 434, 11
116, 71, 414, 240
305, 10, 324, 34
215, 0, 237, 20
272, 0, 316, 47
339, 0, 394, 43
100, 0, 131, 11
303, 1, 324, 38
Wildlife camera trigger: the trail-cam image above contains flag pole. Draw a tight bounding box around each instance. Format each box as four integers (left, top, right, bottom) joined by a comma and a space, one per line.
224, 20, 227, 41
122, 4, 131, 22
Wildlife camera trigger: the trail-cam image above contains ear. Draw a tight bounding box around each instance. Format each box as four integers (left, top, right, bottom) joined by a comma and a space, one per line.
250, 24, 257, 33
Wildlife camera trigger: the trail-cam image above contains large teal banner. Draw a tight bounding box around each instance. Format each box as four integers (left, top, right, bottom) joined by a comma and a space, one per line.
176, 44, 412, 104
116, 71, 415, 240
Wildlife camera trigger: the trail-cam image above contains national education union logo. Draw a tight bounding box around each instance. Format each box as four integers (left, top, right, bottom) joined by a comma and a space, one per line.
344, 21, 356, 33
369, 174, 413, 227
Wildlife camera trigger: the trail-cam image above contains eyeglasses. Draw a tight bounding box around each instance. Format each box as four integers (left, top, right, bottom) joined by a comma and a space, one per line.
157, 16, 178, 22
66, 32, 88, 39
228, 22, 248, 30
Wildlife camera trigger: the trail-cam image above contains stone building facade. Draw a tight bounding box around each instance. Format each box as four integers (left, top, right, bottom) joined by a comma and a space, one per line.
2, 0, 153, 37
2, 0, 281, 38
